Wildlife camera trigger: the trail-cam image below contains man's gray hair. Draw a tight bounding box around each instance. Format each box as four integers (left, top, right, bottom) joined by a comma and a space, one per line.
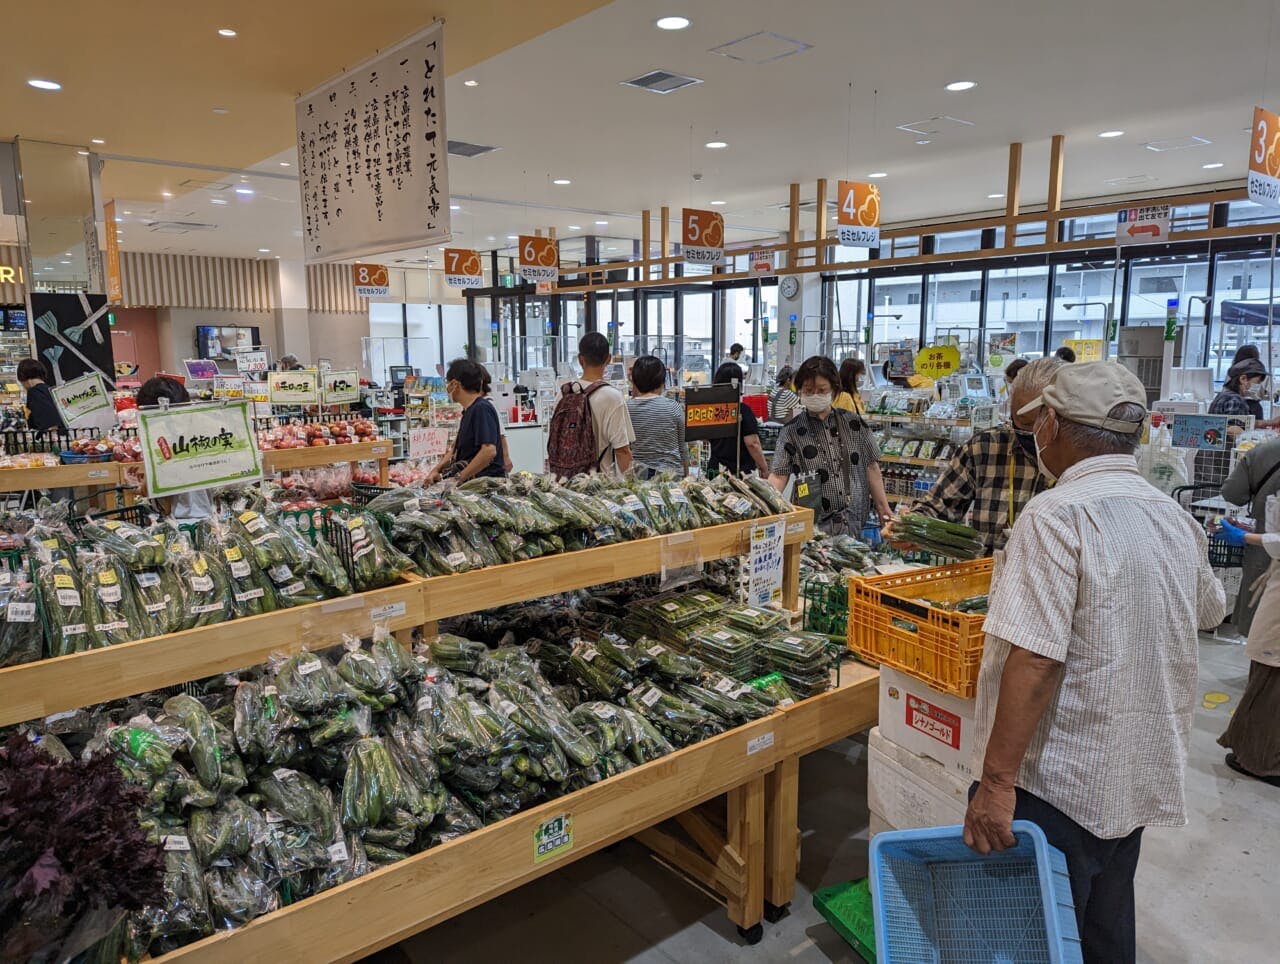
1056, 402, 1146, 456
1010, 356, 1065, 402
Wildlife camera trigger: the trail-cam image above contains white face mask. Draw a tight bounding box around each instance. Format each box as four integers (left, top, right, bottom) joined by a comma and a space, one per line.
1032, 410, 1058, 483
801, 393, 833, 415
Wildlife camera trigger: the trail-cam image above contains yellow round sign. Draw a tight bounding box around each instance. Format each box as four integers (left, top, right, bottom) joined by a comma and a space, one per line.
914, 345, 962, 379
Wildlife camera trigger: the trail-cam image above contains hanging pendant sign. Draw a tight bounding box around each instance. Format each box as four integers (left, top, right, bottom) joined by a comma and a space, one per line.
836, 181, 881, 248
682, 208, 725, 266
518, 236, 559, 282
684, 383, 741, 441
295, 22, 449, 262
137, 400, 263, 497
52, 372, 112, 426
444, 248, 484, 288
1115, 204, 1170, 245
913, 345, 961, 379
268, 370, 320, 405
748, 249, 774, 276
352, 264, 390, 298
1248, 105, 1280, 208
322, 370, 361, 405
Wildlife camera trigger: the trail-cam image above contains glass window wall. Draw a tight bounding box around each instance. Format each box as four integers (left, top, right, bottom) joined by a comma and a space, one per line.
924, 269, 982, 368
985, 264, 1049, 360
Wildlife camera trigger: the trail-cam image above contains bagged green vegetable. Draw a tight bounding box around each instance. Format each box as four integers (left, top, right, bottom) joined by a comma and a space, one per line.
163, 692, 223, 789
169, 536, 234, 631
340, 737, 407, 829
82, 551, 148, 646
190, 795, 264, 865
131, 565, 183, 637
231, 508, 291, 569
308, 525, 354, 596
252, 767, 339, 842
272, 648, 351, 714
204, 859, 280, 929
339, 511, 416, 591
133, 844, 212, 954
0, 577, 42, 667
36, 558, 99, 655
81, 517, 166, 569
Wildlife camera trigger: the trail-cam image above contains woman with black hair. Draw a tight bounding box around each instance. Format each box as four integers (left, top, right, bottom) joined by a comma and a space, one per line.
769, 355, 891, 536
707, 362, 769, 477
17, 359, 64, 433
834, 358, 867, 414
427, 359, 505, 483
626, 355, 685, 477
768, 367, 799, 422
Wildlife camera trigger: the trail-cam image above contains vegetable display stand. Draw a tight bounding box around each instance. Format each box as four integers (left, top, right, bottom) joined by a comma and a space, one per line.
0, 577, 426, 727
0, 461, 129, 507
261, 439, 393, 484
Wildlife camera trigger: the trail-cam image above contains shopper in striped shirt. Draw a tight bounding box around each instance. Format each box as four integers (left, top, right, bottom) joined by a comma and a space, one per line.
626, 355, 686, 478
964, 362, 1225, 964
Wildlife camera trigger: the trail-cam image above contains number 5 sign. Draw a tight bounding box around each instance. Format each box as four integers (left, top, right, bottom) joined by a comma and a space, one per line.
1248, 106, 1280, 208
837, 181, 881, 248
682, 208, 725, 266
352, 263, 391, 297
444, 248, 484, 288
518, 236, 559, 282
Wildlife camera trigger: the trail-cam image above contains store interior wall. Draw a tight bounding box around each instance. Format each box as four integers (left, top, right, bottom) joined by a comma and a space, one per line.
109, 308, 161, 381
306, 311, 367, 373
157, 307, 278, 372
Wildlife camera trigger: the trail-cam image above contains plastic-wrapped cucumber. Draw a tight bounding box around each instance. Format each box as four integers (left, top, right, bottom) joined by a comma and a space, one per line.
204, 859, 280, 929
273, 649, 351, 714
231, 509, 291, 569
25, 522, 76, 567
526, 486, 595, 529
36, 558, 99, 655
163, 693, 223, 789
446, 487, 508, 526
431, 633, 488, 673
0, 578, 42, 667
341, 511, 416, 591
131, 566, 183, 637
569, 638, 632, 698
636, 638, 705, 681
366, 487, 429, 515
742, 472, 793, 515
748, 671, 798, 705
336, 637, 400, 707
190, 796, 264, 865
267, 561, 330, 608
448, 509, 503, 568
888, 513, 984, 561
486, 494, 543, 534
429, 790, 483, 845
626, 681, 724, 745
252, 768, 338, 841
307, 527, 353, 596
557, 488, 614, 527
81, 518, 166, 569
134, 846, 212, 953
82, 552, 148, 646
637, 483, 677, 534
340, 737, 408, 829
371, 628, 417, 682
215, 533, 279, 617
661, 483, 700, 530
384, 712, 440, 790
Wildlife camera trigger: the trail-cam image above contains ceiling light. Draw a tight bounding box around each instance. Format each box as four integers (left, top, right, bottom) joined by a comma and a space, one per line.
595, 220, 609, 226
23, 199, 31, 204
279, 161, 290, 167
1098, 130, 1124, 138
114, 217, 123, 223
449, 204, 461, 211
867, 171, 888, 178
463, 79, 479, 87
218, 27, 237, 37
210, 198, 228, 205
705, 140, 728, 149
656, 16, 691, 30
506, 235, 518, 240
710, 200, 726, 206
487, 235, 496, 241
27, 79, 61, 91
212, 107, 229, 115
987, 193, 1005, 199
944, 80, 976, 92
122, 210, 131, 215
235, 187, 254, 195
258, 248, 270, 253
915, 139, 932, 145
77, 150, 89, 156
1203, 162, 1224, 169
161, 191, 173, 198
567, 225, 581, 231
60, 260, 71, 265
91, 138, 104, 145
64, 252, 72, 256
552, 178, 572, 186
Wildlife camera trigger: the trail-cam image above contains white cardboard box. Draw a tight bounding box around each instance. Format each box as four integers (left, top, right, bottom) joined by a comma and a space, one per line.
868, 808, 894, 838
878, 665, 980, 782
868, 725, 970, 832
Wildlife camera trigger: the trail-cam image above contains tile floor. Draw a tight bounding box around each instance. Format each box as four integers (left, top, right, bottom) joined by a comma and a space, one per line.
369, 635, 1275, 964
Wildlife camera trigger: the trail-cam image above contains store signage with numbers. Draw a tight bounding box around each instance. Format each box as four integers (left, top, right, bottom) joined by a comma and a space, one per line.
1248, 105, 1280, 207
681, 208, 725, 265
836, 180, 881, 248
352, 263, 391, 298
518, 236, 559, 282
444, 248, 484, 288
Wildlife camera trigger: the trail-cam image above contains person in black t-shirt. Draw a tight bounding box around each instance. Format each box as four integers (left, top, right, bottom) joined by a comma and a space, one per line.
706, 362, 769, 477
18, 359, 65, 433
426, 359, 505, 483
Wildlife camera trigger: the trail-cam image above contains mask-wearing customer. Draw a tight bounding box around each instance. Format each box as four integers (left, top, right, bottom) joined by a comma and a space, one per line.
707, 363, 769, 478
426, 358, 505, 484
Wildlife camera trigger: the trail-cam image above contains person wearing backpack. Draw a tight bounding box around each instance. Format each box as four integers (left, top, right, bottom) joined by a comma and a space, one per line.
547, 331, 635, 478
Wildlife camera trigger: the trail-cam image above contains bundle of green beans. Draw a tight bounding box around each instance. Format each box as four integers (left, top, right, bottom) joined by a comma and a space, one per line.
890, 513, 985, 561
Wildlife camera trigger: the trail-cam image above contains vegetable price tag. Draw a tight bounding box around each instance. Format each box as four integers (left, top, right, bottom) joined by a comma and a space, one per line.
96, 620, 129, 632
639, 686, 662, 708
56, 588, 81, 608
284, 581, 306, 594
235, 587, 265, 602
622, 494, 645, 513
192, 602, 222, 613
224, 545, 243, 563
62, 622, 88, 636
239, 511, 268, 533
645, 644, 666, 657
746, 731, 775, 756
269, 564, 293, 582
533, 812, 573, 864
297, 658, 323, 676
445, 551, 467, 568
779, 697, 795, 707
263, 686, 279, 696
98, 569, 118, 585
369, 602, 407, 621
163, 834, 192, 852
272, 767, 293, 780
53, 573, 74, 590
662, 602, 679, 613
190, 574, 214, 592
98, 584, 123, 604
193, 557, 208, 575
667, 486, 689, 504
349, 652, 375, 663
0, 570, 9, 586
144, 601, 167, 614
265, 810, 286, 824
592, 705, 617, 720
714, 677, 738, 695
229, 560, 252, 578
580, 646, 598, 663
327, 841, 349, 863
102, 520, 122, 531
7, 602, 36, 622
134, 572, 161, 588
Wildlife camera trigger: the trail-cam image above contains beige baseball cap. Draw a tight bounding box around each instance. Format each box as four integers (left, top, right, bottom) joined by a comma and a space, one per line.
1017, 361, 1148, 433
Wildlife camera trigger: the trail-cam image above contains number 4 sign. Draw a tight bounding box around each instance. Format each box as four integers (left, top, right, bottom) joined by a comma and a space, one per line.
837, 181, 881, 248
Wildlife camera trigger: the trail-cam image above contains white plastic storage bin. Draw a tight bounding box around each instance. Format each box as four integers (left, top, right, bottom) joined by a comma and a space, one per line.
868, 725, 971, 831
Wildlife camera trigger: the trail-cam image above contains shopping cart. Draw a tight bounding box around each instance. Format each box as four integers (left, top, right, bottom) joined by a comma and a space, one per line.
1171, 484, 1243, 568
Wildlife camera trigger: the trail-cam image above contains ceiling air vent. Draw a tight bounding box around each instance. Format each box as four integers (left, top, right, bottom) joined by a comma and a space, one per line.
179, 177, 232, 191
1103, 174, 1160, 188
447, 140, 500, 158
710, 32, 813, 64
620, 69, 703, 94
145, 220, 217, 234
1143, 135, 1211, 152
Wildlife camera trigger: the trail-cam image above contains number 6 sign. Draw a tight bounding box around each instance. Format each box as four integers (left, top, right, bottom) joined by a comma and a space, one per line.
682, 208, 725, 266
444, 248, 485, 288
518, 236, 559, 282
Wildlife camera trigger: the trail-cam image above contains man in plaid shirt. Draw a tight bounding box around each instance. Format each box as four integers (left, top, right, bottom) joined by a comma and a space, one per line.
888, 357, 1063, 553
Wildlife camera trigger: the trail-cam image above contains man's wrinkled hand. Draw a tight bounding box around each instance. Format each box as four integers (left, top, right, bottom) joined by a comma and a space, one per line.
963, 779, 1017, 855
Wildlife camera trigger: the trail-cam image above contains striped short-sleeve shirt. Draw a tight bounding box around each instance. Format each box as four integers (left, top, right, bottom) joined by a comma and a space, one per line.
626, 394, 686, 475
974, 455, 1226, 838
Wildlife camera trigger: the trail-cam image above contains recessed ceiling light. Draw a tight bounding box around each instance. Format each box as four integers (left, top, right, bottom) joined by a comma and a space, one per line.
463, 79, 479, 87
279, 161, 290, 167
258, 248, 270, 253
506, 235, 518, 240
655, 16, 691, 30
23, 200, 32, 204
218, 27, 237, 37
161, 191, 173, 198
235, 187, 254, 195
114, 217, 123, 223
449, 204, 461, 211
915, 139, 931, 145
212, 107, 229, 115
64, 252, 72, 256
945, 80, 976, 92
60, 260, 71, 265
567, 225, 581, 231
122, 210, 131, 215
595, 220, 609, 226
552, 178, 572, 186
1203, 162, 1224, 169
210, 198, 228, 205
607, 246, 618, 251
987, 193, 1005, 199
1098, 130, 1124, 138
705, 140, 728, 149
710, 200, 726, 206
91, 138, 104, 145
27, 79, 61, 91
868, 171, 888, 179
487, 235, 496, 241
77, 150, 89, 156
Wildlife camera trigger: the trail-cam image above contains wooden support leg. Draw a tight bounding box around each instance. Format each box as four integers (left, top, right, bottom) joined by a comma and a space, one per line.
764, 755, 801, 912
782, 540, 801, 611
726, 774, 765, 932
378, 457, 390, 486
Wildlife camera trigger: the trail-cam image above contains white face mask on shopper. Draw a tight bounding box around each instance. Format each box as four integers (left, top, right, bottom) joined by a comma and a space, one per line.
800, 393, 833, 415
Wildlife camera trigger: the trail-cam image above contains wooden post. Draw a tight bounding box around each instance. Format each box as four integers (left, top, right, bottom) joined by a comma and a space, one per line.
641, 209, 651, 277
764, 756, 801, 909
782, 538, 801, 611
534, 228, 543, 237
660, 206, 671, 280
548, 227, 556, 240
1046, 134, 1065, 245
725, 774, 765, 929
814, 179, 828, 266
1005, 142, 1022, 250
787, 183, 801, 269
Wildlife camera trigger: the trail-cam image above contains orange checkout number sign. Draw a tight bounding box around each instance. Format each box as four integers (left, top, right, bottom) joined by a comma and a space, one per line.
444, 248, 484, 288
836, 181, 881, 247
686, 402, 738, 428
1248, 106, 1280, 206
682, 208, 725, 265
352, 263, 389, 288
518, 236, 559, 282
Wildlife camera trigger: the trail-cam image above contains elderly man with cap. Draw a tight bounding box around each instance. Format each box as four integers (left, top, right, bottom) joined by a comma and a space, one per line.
883, 357, 1063, 554
963, 362, 1225, 964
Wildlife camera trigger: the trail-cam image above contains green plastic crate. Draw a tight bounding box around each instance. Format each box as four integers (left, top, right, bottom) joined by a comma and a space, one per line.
813, 877, 877, 963
801, 576, 848, 641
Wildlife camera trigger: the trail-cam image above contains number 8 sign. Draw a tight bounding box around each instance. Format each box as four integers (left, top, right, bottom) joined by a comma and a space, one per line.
352, 263, 391, 297
444, 248, 485, 288
518, 236, 559, 282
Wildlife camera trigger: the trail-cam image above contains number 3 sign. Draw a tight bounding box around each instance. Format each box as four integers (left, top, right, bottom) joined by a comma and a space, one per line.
1248, 105, 1280, 208
518, 236, 559, 282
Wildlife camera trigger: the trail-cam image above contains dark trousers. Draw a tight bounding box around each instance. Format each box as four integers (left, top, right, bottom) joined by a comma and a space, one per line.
970, 785, 1144, 964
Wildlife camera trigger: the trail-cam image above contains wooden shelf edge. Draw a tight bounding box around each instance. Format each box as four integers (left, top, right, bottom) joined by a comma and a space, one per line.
0, 461, 123, 491
0, 579, 426, 727
261, 440, 393, 474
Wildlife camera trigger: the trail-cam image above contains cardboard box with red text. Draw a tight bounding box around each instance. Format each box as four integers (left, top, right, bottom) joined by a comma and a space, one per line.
878, 665, 979, 781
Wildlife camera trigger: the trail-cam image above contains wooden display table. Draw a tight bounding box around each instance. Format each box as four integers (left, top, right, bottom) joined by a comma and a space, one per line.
0, 461, 130, 507
261, 439, 393, 485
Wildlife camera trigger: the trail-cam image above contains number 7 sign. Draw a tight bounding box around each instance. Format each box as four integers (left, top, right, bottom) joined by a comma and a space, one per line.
836, 181, 881, 248
444, 248, 484, 288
